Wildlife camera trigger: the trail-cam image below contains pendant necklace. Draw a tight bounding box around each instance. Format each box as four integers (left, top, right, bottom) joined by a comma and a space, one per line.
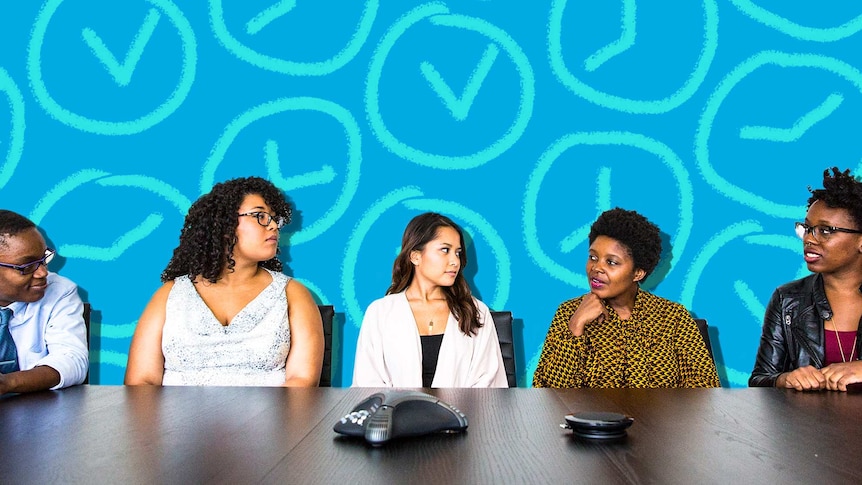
834, 324, 858, 363
428, 319, 434, 334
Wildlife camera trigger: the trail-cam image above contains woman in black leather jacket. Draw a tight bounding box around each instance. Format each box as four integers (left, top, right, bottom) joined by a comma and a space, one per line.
750, 168, 862, 391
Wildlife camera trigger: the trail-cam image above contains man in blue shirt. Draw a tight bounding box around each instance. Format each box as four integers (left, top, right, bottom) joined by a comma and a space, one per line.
0, 210, 88, 394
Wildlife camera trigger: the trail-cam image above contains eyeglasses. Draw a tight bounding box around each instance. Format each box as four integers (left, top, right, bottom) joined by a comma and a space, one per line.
795, 222, 862, 241
0, 248, 55, 275
238, 211, 286, 229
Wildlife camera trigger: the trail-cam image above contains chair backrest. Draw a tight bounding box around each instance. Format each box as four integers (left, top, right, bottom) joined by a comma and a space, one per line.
693, 318, 714, 361
318, 305, 334, 387
491, 311, 517, 388
83, 302, 91, 384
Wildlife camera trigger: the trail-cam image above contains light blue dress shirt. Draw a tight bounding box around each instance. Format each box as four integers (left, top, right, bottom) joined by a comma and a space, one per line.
5, 272, 89, 389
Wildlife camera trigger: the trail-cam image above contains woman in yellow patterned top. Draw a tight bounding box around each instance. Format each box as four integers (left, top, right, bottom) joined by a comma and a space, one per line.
532, 208, 719, 388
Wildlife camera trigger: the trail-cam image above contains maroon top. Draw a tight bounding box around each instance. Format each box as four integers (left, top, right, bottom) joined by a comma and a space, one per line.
824, 330, 858, 365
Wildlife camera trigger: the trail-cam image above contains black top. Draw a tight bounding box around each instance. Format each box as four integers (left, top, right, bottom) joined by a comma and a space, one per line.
420, 334, 444, 387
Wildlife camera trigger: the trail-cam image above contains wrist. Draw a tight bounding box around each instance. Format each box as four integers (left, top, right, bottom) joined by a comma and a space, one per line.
569, 318, 585, 337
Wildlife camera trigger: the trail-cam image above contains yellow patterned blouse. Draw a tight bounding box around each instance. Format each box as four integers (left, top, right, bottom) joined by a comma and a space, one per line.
532, 289, 720, 388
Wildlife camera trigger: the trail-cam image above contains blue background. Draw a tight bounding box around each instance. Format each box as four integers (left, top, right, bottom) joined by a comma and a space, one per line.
2, 0, 861, 387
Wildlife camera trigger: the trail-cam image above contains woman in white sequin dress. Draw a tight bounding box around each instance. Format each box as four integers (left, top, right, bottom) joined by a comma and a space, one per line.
125, 177, 323, 386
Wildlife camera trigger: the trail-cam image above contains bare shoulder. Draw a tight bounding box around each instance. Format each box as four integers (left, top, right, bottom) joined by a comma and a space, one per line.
148, 280, 175, 307
155, 280, 176, 297
285, 279, 322, 322
285, 278, 313, 301
138, 281, 175, 326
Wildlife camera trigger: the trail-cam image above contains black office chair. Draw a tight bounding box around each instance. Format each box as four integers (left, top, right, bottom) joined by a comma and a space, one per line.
491, 311, 517, 388
83, 302, 91, 384
693, 318, 714, 362
318, 305, 334, 387
82, 302, 91, 347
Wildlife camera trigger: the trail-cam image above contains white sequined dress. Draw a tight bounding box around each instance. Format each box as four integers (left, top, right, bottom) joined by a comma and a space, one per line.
161, 269, 291, 386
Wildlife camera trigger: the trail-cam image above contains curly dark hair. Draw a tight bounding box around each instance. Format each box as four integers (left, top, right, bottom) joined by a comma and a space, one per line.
161, 176, 292, 283
387, 213, 482, 336
808, 167, 862, 228
588, 207, 662, 279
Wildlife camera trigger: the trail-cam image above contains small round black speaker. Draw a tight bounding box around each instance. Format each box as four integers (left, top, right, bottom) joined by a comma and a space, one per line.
564, 411, 634, 440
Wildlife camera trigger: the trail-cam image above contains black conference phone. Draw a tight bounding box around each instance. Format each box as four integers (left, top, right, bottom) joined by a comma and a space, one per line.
333, 390, 468, 446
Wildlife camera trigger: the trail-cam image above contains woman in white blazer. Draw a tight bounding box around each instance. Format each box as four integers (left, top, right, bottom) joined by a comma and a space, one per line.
352, 213, 508, 388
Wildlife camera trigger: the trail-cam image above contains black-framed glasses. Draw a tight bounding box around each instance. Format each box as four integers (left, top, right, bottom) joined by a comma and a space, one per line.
0, 248, 55, 275
238, 211, 286, 229
795, 222, 862, 241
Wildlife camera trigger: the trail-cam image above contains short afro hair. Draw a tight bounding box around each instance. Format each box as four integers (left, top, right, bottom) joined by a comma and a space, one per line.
808, 167, 862, 229
161, 176, 292, 283
588, 207, 662, 279
0, 210, 36, 249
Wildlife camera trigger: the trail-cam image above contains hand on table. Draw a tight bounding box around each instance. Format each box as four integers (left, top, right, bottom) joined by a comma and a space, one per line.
821, 361, 862, 391
778, 366, 826, 391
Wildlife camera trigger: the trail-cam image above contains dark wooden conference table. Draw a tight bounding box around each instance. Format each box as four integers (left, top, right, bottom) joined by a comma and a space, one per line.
2, 385, 862, 484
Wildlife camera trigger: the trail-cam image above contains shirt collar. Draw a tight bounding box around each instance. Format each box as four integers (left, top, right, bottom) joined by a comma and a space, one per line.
602, 287, 643, 322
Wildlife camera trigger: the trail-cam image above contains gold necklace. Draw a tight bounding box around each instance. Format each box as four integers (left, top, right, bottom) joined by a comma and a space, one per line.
832, 324, 857, 363
428, 319, 434, 334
